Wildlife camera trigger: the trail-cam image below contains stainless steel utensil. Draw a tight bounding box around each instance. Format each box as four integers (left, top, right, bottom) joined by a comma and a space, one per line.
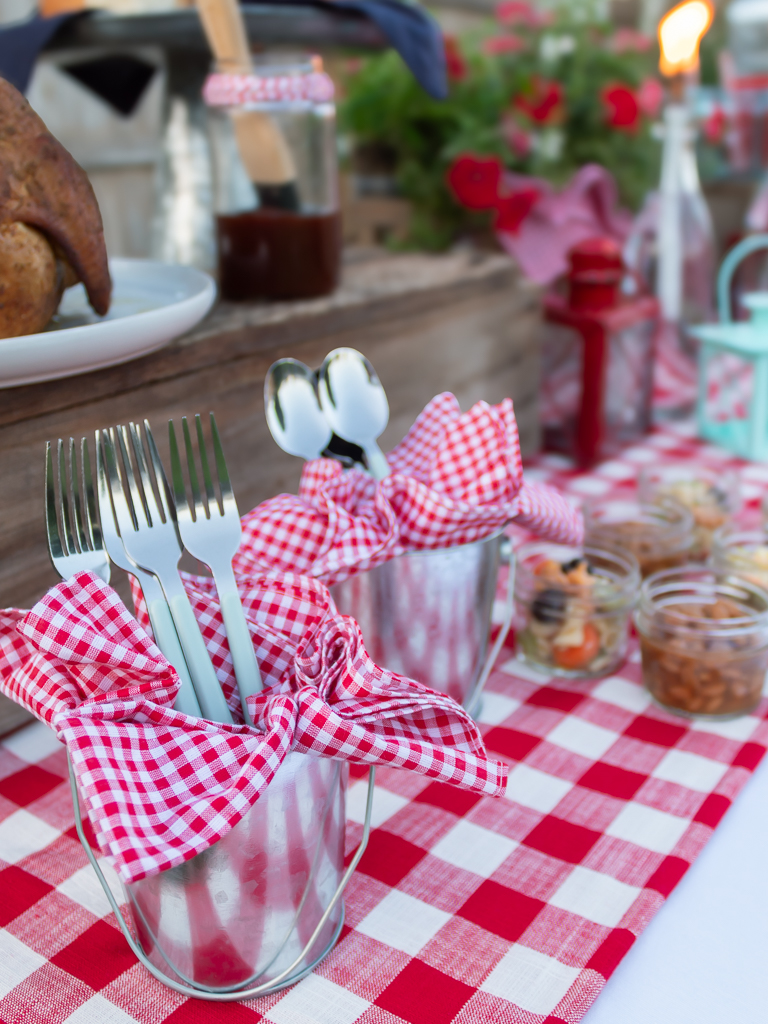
94, 432, 202, 718
45, 438, 111, 584
265, 358, 333, 461
166, 413, 262, 723
317, 348, 390, 479
98, 425, 233, 724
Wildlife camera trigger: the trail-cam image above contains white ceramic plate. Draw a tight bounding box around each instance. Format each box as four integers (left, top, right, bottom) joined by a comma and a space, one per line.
0, 258, 216, 389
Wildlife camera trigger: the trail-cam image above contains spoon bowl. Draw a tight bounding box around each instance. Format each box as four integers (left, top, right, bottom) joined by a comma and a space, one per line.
318, 348, 390, 479
265, 359, 332, 461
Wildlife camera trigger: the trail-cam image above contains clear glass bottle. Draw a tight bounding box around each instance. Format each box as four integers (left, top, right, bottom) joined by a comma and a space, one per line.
636, 566, 768, 718
624, 104, 716, 417
204, 55, 340, 301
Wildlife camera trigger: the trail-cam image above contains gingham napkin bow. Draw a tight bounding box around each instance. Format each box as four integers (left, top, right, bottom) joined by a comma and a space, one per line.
0, 571, 507, 883
236, 392, 582, 586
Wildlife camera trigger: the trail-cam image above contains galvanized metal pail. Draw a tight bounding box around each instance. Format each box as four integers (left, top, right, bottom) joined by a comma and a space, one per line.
331, 533, 514, 714
70, 753, 375, 1001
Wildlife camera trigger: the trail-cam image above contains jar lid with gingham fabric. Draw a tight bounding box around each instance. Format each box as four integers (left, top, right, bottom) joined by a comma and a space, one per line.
203, 70, 335, 108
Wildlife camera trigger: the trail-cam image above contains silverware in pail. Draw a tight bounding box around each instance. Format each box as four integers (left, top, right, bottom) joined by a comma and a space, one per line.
331, 533, 515, 715
69, 753, 374, 1001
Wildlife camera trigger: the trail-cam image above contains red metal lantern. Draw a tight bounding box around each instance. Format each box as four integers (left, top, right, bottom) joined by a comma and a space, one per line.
541, 237, 660, 468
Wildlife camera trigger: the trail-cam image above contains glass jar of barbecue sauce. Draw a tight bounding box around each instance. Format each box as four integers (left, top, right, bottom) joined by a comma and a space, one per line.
203, 56, 340, 301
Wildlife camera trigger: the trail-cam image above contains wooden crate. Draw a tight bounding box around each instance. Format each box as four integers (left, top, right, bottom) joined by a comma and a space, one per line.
0, 247, 541, 735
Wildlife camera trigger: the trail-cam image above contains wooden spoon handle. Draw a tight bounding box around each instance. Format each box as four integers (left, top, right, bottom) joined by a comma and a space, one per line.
196, 0, 299, 196
197, 0, 251, 73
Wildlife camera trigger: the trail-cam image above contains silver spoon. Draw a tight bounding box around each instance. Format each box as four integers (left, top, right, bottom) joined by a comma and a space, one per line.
318, 348, 390, 480
265, 359, 332, 461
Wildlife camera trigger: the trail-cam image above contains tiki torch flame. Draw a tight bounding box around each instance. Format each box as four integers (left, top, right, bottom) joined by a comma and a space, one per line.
658, 0, 714, 77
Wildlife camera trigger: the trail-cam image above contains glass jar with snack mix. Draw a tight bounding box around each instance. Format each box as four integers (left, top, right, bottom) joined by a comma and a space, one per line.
712, 528, 768, 590
636, 567, 768, 718
584, 499, 695, 577
515, 544, 640, 679
639, 464, 739, 558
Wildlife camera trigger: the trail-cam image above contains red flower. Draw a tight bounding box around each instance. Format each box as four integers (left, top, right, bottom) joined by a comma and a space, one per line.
443, 35, 467, 83
447, 154, 503, 209
704, 105, 727, 143
602, 84, 640, 130
494, 188, 539, 234
496, 1, 553, 27
484, 33, 526, 55
514, 77, 563, 124
637, 77, 664, 118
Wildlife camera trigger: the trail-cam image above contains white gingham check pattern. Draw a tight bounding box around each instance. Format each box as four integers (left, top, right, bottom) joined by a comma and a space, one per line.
0, 426, 766, 1024
0, 570, 506, 884
235, 393, 583, 587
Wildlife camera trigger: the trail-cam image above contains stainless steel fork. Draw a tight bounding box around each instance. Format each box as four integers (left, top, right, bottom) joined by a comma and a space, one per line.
98, 425, 233, 724
166, 414, 263, 724
45, 438, 111, 584
94, 434, 201, 719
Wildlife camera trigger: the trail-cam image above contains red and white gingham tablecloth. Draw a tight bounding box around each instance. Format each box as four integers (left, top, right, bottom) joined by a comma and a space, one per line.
0, 421, 767, 1024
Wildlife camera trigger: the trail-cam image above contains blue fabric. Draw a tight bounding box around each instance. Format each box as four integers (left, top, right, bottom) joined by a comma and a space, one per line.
0, 1, 446, 101
308, 0, 447, 99
0, 13, 72, 93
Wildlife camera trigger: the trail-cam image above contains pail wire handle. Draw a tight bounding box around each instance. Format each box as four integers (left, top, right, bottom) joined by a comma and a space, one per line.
465, 536, 515, 714
127, 759, 345, 995
68, 754, 376, 1001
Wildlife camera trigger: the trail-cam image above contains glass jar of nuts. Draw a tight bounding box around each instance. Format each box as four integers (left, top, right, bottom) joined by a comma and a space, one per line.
635, 567, 768, 718
515, 543, 640, 679
584, 499, 695, 578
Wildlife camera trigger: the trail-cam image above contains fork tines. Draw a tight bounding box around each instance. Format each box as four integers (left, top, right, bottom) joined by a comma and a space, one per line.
168, 413, 237, 524
45, 437, 110, 583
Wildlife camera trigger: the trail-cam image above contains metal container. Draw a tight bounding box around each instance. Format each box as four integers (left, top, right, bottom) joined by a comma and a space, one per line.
71, 752, 375, 1001
331, 533, 513, 714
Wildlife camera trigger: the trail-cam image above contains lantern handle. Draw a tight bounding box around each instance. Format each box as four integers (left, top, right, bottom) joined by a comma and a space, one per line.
718, 234, 768, 324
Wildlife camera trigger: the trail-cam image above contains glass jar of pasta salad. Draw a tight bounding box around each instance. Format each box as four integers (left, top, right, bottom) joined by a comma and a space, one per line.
712, 527, 768, 591
639, 464, 739, 558
584, 499, 695, 578
515, 543, 640, 679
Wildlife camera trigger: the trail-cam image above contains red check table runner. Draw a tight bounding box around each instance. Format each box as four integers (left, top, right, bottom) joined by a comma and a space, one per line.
0, 422, 767, 1024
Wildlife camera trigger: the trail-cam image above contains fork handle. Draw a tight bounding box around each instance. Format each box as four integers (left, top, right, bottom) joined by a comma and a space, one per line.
146, 595, 202, 718
213, 564, 263, 723
162, 579, 234, 724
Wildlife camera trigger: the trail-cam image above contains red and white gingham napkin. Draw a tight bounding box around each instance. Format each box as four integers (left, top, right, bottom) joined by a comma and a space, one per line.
236, 393, 583, 586
0, 570, 507, 884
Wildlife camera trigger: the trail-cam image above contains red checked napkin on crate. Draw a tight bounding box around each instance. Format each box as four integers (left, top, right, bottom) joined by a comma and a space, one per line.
0, 570, 507, 883
236, 392, 582, 586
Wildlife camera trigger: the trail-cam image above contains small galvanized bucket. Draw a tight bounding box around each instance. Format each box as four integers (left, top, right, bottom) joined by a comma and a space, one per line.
69, 752, 374, 1001
331, 532, 515, 715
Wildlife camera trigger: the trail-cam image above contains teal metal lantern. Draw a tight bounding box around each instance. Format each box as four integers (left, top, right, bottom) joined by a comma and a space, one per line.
691, 234, 768, 461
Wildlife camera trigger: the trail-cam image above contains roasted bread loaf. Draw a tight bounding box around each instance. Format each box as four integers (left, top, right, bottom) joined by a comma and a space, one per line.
0, 76, 111, 338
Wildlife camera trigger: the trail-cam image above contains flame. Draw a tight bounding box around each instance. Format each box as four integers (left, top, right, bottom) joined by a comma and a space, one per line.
658, 0, 714, 76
